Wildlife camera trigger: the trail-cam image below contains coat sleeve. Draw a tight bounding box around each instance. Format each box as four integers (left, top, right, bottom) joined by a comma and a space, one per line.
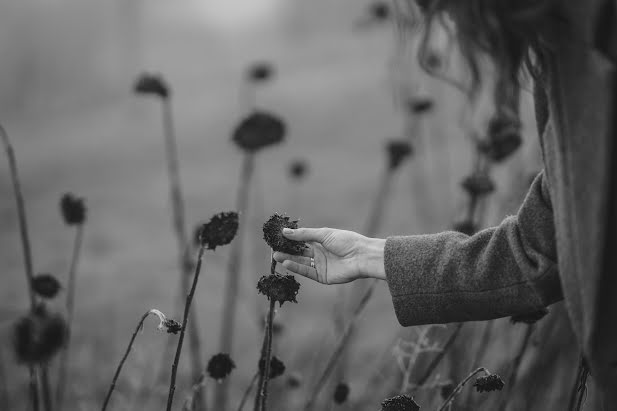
384, 171, 563, 326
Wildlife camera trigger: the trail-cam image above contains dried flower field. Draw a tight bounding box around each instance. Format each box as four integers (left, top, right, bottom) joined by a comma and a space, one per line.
0, 1, 594, 410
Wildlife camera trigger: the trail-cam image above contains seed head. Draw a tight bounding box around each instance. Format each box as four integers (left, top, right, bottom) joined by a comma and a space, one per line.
13, 307, 68, 365
461, 173, 496, 196
60, 193, 86, 225
148, 309, 182, 334
386, 140, 413, 171
473, 373, 505, 393
452, 220, 477, 236
257, 274, 301, 306
369, 2, 390, 20
247, 62, 275, 83
479, 115, 522, 162
263, 213, 306, 255
232, 111, 286, 152
510, 307, 549, 324
198, 211, 239, 250
289, 159, 309, 180
380, 394, 420, 411
333, 382, 350, 404
407, 98, 434, 115
31, 273, 62, 299
259, 355, 286, 379
207, 353, 236, 381
134, 73, 170, 99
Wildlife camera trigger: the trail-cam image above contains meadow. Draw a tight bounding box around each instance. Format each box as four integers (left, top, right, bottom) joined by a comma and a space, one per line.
0, 1, 592, 410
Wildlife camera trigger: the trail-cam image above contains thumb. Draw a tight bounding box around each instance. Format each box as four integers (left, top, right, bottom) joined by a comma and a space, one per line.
282, 227, 329, 243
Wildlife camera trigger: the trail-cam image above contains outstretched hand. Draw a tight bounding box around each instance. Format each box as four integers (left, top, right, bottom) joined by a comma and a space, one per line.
272, 227, 386, 284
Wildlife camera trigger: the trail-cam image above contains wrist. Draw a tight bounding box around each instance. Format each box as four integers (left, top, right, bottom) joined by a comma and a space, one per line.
358, 237, 386, 280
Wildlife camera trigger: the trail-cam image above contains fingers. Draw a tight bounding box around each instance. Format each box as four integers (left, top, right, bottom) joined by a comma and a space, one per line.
273, 252, 312, 266
282, 227, 330, 243
281, 260, 320, 283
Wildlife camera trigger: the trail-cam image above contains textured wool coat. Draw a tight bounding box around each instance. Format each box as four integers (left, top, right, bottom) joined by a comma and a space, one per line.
384, 0, 617, 402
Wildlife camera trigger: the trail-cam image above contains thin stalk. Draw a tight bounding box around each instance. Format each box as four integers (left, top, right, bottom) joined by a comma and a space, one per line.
304, 280, 376, 411
366, 168, 393, 237
1, 124, 40, 411
498, 324, 535, 411
215, 152, 255, 409
40, 365, 52, 411
237, 372, 259, 411
101, 310, 151, 411
413, 323, 464, 390
166, 245, 206, 411
436, 367, 489, 411
253, 309, 271, 411
568, 357, 589, 411
161, 98, 204, 408
256, 299, 276, 411
55, 224, 84, 409
182, 377, 210, 411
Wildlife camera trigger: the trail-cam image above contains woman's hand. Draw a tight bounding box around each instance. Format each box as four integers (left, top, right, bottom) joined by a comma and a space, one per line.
272, 227, 386, 284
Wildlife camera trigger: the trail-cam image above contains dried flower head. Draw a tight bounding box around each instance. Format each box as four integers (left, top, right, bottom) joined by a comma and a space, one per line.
369, 2, 390, 20
263, 213, 306, 255
386, 140, 413, 171
333, 382, 350, 404
247, 62, 275, 83
198, 211, 239, 250
289, 159, 309, 180
461, 173, 496, 196
207, 353, 236, 381
13, 307, 68, 364
479, 116, 522, 162
473, 374, 505, 393
380, 394, 420, 411
232, 111, 286, 152
257, 274, 301, 306
148, 309, 182, 334
259, 355, 286, 379
286, 372, 302, 389
510, 307, 549, 324
31, 273, 62, 299
452, 220, 477, 236
134, 73, 170, 99
60, 193, 86, 225
407, 98, 434, 115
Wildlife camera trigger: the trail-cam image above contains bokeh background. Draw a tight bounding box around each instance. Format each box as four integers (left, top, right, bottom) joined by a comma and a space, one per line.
0, 1, 591, 410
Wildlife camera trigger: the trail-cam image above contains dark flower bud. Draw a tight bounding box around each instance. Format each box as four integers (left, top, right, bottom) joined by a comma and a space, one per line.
198, 211, 239, 250
163, 319, 182, 334
60, 193, 86, 225
386, 140, 413, 171
286, 372, 302, 388
134, 73, 170, 99
232, 111, 286, 152
452, 220, 477, 236
369, 2, 390, 20
31, 273, 62, 299
407, 98, 434, 115
207, 353, 235, 381
263, 213, 306, 255
510, 307, 549, 324
461, 173, 496, 197
479, 115, 522, 162
380, 394, 420, 411
259, 355, 286, 379
473, 374, 505, 393
247, 62, 275, 83
289, 159, 309, 180
333, 382, 350, 404
440, 382, 454, 399
13, 307, 68, 365
257, 274, 301, 306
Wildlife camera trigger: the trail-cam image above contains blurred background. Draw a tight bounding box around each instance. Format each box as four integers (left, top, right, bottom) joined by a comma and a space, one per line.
0, 1, 586, 410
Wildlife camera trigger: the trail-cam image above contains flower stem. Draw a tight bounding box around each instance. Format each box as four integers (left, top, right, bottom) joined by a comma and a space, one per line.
304, 281, 376, 411
215, 152, 254, 409
256, 299, 276, 411
436, 367, 489, 411
29, 367, 40, 411
40, 365, 53, 411
568, 357, 589, 411
498, 324, 535, 411
55, 224, 84, 409
237, 371, 259, 411
413, 323, 464, 389
182, 377, 210, 411
101, 310, 151, 411
166, 245, 206, 411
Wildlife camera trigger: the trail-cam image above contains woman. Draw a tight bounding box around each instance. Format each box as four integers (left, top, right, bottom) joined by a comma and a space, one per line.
274, 0, 616, 407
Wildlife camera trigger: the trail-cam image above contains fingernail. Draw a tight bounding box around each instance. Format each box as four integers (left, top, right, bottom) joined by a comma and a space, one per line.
283, 228, 293, 234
